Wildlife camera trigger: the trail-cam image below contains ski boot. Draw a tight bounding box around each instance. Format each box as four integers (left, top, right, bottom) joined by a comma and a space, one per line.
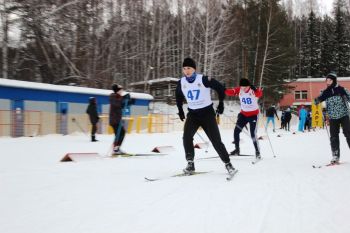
230, 148, 240, 156
225, 162, 236, 174
255, 151, 261, 160
330, 150, 340, 164
113, 146, 125, 156
91, 135, 98, 142
330, 156, 340, 164
330, 151, 340, 164
183, 160, 195, 175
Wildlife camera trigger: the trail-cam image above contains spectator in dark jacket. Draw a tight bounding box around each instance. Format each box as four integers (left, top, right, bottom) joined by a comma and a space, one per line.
265, 105, 279, 132
284, 107, 292, 131
304, 108, 312, 131
280, 110, 286, 130
86, 97, 100, 142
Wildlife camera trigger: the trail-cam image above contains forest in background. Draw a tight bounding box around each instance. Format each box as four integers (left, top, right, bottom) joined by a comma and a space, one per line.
1, 0, 350, 103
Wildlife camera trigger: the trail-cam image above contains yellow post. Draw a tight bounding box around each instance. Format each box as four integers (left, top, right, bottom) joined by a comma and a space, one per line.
148, 114, 153, 133
136, 116, 142, 133
126, 117, 134, 133
312, 103, 323, 128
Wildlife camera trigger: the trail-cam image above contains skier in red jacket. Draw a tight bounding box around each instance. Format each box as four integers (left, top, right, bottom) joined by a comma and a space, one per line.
225, 78, 263, 158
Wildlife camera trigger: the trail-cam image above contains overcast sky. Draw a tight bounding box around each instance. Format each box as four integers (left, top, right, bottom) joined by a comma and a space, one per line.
321, 0, 334, 14
288, 0, 335, 16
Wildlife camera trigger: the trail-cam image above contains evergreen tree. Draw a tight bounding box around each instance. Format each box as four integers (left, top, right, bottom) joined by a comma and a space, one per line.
298, 16, 309, 78
333, 0, 350, 76
320, 15, 336, 76
306, 10, 321, 77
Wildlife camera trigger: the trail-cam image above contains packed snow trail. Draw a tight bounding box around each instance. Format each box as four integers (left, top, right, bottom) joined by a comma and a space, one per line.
1, 128, 350, 233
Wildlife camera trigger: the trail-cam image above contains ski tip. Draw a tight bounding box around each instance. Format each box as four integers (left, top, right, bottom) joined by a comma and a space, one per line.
144, 177, 157, 182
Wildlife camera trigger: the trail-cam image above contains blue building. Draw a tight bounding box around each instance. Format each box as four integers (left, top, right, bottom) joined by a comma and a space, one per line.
0, 78, 153, 137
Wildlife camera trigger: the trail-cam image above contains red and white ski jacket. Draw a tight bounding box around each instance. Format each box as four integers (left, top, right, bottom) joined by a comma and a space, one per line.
225, 87, 263, 117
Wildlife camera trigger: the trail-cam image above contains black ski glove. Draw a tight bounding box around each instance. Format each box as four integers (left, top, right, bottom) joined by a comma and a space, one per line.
178, 108, 185, 121
216, 101, 224, 114
250, 85, 257, 91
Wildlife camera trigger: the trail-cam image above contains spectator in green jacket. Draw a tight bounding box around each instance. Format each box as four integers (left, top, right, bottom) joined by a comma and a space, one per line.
314, 73, 350, 164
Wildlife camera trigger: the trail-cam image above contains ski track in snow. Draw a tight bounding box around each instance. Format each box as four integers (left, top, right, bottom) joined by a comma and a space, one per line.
2, 126, 350, 233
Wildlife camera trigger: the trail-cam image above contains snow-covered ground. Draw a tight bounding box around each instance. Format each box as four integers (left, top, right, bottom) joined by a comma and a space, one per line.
1, 123, 350, 233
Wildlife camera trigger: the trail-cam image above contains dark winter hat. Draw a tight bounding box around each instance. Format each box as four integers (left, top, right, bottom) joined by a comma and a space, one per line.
239, 78, 250, 86
182, 57, 196, 70
326, 73, 337, 84
89, 97, 96, 104
112, 83, 123, 92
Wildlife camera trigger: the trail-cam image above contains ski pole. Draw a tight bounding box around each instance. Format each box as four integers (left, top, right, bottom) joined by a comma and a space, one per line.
264, 123, 276, 158
196, 131, 209, 153
72, 117, 88, 135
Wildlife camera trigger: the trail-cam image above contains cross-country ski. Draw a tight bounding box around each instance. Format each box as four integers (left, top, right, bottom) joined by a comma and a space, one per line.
145, 171, 211, 182
312, 162, 345, 168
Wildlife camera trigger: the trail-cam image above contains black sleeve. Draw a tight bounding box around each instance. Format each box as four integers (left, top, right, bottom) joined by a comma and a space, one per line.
317, 89, 330, 102
202, 76, 225, 102
175, 80, 185, 110
340, 86, 350, 100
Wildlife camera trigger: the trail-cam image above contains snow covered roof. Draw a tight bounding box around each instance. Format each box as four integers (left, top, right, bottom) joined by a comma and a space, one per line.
295, 77, 350, 82
129, 77, 179, 86
0, 78, 153, 100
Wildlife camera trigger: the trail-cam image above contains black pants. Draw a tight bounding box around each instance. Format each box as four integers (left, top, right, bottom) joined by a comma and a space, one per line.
304, 119, 311, 131
91, 123, 97, 136
111, 121, 126, 147
183, 108, 230, 164
329, 115, 350, 156
234, 113, 260, 153
285, 120, 291, 131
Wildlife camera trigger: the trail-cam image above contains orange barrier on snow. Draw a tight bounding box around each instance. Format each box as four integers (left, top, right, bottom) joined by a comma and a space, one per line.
152, 146, 175, 153
60, 153, 100, 162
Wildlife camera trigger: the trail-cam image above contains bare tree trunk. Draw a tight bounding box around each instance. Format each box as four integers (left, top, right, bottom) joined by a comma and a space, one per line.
1, 0, 8, 79
259, 1, 272, 88
253, 0, 262, 84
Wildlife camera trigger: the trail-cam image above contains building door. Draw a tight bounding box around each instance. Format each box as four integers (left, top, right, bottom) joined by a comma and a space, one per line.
12, 100, 24, 137
58, 102, 68, 135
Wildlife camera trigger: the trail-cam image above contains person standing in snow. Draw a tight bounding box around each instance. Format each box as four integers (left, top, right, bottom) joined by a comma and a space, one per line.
284, 107, 292, 131
265, 105, 279, 132
304, 108, 312, 131
225, 78, 263, 158
109, 84, 131, 155
280, 109, 286, 130
314, 73, 350, 164
175, 57, 236, 175
86, 97, 100, 142
298, 105, 307, 132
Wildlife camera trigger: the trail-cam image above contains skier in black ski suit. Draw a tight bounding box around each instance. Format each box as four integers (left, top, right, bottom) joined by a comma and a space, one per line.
86, 97, 100, 142
314, 73, 350, 164
175, 57, 236, 175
